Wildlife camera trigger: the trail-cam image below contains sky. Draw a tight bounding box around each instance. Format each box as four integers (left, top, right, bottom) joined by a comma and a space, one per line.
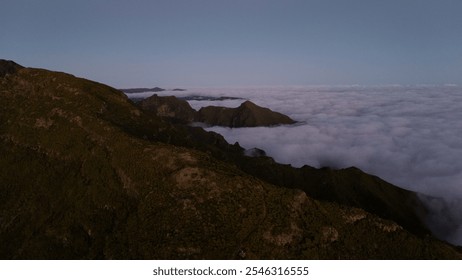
1, 0, 462, 87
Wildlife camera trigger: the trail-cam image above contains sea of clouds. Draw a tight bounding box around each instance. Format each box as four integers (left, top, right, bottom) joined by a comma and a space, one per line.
128, 85, 462, 244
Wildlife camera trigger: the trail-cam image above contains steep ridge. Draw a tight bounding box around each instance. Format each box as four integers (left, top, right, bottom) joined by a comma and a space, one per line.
0, 61, 460, 259
236, 158, 429, 236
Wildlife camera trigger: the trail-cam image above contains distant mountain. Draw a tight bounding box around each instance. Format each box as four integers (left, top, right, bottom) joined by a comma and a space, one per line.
139, 94, 296, 127
198, 100, 296, 127
1, 60, 460, 259
181, 95, 242, 101
119, 87, 165, 93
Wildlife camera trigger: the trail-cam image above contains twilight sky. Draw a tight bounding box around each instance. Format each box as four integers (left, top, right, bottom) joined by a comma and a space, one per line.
1, 0, 462, 87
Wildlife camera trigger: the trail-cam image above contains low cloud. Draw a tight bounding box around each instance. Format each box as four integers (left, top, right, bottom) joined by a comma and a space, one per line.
149, 85, 462, 245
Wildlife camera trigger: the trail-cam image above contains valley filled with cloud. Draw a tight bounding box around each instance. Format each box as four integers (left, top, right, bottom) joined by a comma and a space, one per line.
133, 85, 462, 244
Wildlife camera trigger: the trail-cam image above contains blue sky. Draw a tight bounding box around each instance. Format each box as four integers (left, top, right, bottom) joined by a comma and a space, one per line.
2, 0, 462, 87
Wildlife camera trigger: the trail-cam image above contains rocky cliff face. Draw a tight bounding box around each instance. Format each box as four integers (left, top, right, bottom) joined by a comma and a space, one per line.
0, 60, 460, 259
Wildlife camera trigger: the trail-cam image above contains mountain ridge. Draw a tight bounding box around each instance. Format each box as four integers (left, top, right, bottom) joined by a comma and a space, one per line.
139, 93, 296, 127
197, 100, 296, 127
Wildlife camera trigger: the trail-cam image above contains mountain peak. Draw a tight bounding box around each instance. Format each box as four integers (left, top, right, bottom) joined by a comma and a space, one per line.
240, 100, 257, 108
0, 59, 24, 77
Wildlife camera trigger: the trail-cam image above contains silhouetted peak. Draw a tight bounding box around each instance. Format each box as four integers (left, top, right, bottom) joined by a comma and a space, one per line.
0, 59, 24, 77
240, 100, 257, 108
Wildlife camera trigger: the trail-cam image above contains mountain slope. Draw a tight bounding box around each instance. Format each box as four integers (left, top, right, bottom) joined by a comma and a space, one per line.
0, 61, 460, 259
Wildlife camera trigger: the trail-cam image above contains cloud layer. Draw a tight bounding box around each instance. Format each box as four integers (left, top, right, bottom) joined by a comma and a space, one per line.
135, 85, 462, 244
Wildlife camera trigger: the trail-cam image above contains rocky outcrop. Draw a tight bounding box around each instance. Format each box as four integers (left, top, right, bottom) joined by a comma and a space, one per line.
1, 61, 460, 259
198, 100, 296, 127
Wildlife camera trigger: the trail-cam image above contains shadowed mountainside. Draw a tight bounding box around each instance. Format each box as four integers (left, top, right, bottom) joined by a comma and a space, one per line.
1, 60, 460, 259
